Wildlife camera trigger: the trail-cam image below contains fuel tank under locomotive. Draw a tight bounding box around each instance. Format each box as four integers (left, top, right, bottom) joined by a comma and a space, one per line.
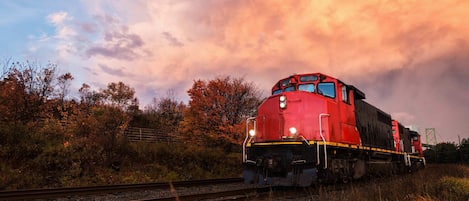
243, 144, 318, 186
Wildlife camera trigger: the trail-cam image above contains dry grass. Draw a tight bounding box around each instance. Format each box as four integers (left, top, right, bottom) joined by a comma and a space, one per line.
312, 164, 469, 201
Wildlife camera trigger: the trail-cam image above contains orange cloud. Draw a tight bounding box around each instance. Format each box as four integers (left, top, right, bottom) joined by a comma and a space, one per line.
71, 0, 466, 96
28, 0, 465, 142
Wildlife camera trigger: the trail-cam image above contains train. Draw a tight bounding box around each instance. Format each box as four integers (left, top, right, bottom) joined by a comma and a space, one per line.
242, 73, 425, 186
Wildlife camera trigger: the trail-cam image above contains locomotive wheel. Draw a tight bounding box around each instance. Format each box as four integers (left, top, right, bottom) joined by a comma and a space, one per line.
352, 159, 366, 179
341, 174, 351, 184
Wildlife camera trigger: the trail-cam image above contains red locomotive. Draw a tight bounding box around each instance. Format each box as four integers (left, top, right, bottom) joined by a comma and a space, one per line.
243, 73, 425, 186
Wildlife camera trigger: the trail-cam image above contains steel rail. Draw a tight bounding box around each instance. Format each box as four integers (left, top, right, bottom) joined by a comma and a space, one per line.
0, 178, 243, 200
144, 186, 271, 201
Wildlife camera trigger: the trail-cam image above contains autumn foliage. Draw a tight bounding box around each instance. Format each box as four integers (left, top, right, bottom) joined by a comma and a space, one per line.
182, 76, 261, 151
0, 61, 137, 188
0, 60, 261, 189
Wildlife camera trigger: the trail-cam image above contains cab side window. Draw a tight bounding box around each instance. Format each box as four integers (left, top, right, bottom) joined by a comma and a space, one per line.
341, 85, 349, 104
272, 89, 282, 95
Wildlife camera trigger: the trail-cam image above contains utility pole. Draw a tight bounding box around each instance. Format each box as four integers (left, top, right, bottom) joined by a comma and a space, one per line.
459, 135, 463, 162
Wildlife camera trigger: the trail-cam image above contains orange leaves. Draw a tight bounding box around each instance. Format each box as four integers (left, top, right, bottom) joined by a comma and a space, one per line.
183, 76, 261, 149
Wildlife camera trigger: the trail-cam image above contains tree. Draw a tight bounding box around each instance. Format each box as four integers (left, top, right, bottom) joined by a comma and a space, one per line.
0, 73, 28, 123
102, 82, 137, 111
435, 142, 459, 163
76, 82, 137, 167
91, 106, 130, 166
0, 60, 75, 171
0, 61, 60, 123
459, 138, 469, 164
143, 90, 186, 139
57, 73, 74, 102
423, 149, 436, 163
181, 76, 261, 151
78, 83, 104, 108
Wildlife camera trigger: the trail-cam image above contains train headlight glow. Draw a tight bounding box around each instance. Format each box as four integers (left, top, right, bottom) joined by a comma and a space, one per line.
279, 95, 287, 109
289, 127, 297, 135
279, 95, 286, 102
279, 102, 286, 108
249, 129, 256, 137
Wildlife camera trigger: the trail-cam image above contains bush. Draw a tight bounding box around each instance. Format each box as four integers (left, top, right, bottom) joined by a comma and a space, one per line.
128, 142, 242, 180
314, 164, 469, 201
434, 176, 469, 200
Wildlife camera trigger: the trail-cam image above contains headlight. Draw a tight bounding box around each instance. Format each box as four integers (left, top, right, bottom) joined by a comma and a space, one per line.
289, 127, 297, 135
249, 129, 256, 137
279, 95, 286, 102
279, 102, 286, 108
279, 95, 287, 109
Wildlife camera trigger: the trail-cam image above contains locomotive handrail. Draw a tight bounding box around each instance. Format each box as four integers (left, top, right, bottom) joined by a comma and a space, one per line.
243, 117, 257, 163
319, 113, 330, 169
299, 135, 310, 145
404, 153, 411, 167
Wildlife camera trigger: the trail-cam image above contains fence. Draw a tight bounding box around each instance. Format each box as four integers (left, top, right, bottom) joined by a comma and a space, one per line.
124, 127, 181, 143
33, 118, 182, 144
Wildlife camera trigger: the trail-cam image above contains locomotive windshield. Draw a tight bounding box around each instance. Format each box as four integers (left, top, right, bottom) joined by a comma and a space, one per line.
284, 86, 296, 92
271, 74, 336, 99
317, 82, 336, 98
299, 83, 315, 92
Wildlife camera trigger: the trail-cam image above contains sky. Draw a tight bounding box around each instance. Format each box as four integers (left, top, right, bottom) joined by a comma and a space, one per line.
1, 0, 468, 143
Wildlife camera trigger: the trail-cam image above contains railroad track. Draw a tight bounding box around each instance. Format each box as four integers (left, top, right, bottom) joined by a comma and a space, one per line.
1, 178, 377, 200
146, 187, 272, 201
144, 186, 313, 201
0, 178, 243, 200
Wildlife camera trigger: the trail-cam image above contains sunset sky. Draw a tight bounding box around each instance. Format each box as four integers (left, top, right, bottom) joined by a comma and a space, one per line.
1, 0, 468, 143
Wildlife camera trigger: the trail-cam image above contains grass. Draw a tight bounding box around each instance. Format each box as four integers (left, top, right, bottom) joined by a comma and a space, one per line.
0, 143, 243, 190
312, 164, 469, 201
2, 144, 468, 201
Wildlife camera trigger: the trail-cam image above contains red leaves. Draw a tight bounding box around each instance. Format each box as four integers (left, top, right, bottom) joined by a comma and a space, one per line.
183, 76, 261, 148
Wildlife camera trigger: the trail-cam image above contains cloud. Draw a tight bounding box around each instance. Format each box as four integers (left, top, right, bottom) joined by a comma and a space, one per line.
391, 112, 416, 124
25, 0, 469, 142
162, 32, 184, 47
43, 12, 149, 62
356, 43, 469, 142
86, 30, 145, 60
84, 14, 146, 60
98, 64, 126, 77
46, 11, 69, 25
79, 22, 97, 33
47, 11, 76, 40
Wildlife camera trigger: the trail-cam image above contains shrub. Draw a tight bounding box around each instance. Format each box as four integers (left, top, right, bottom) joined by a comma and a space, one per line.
313, 164, 469, 201
433, 177, 469, 201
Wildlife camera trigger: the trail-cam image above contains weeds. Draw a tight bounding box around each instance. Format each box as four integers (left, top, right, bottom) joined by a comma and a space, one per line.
313, 164, 469, 201
0, 142, 242, 190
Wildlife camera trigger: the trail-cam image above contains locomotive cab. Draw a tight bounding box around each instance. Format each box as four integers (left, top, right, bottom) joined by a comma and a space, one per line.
248, 73, 363, 144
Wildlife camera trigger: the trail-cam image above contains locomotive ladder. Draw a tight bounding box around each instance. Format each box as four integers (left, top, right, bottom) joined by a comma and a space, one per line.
318, 113, 330, 169
243, 117, 257, 163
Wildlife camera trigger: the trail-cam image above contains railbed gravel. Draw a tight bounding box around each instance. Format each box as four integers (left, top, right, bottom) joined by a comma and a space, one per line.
52, 182, 254, 201
46, 183, 323, 200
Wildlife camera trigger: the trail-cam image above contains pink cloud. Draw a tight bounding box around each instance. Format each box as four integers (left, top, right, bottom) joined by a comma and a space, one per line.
45, 0, 469, 142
